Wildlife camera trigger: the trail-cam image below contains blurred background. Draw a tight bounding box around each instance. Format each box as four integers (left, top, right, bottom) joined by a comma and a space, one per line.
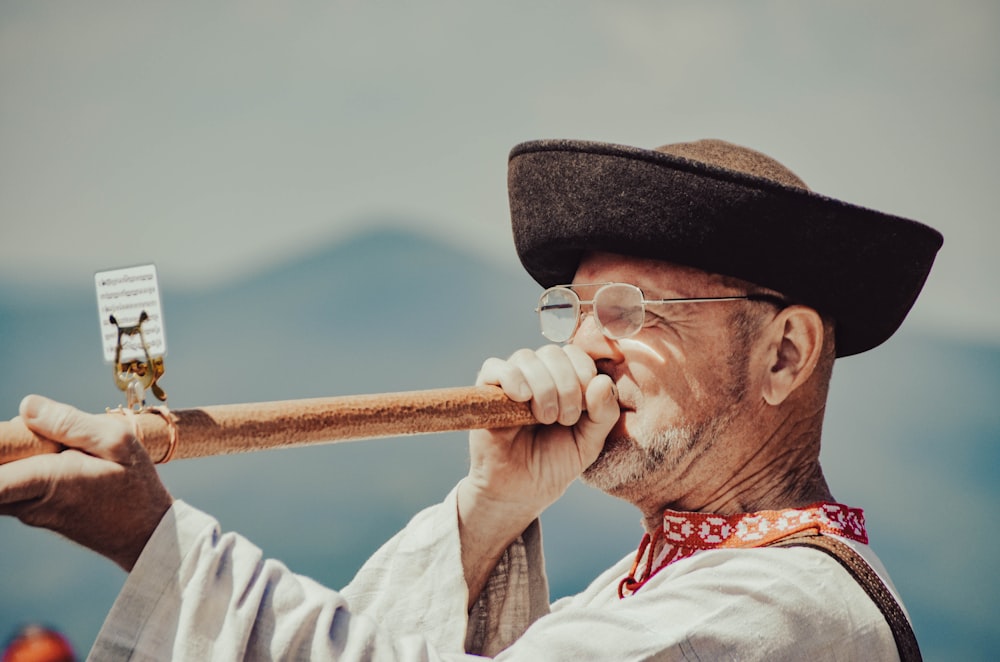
1, 2, 997, 660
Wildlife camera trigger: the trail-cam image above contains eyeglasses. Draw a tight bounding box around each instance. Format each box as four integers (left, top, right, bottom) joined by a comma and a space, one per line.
536, 282, 788, 343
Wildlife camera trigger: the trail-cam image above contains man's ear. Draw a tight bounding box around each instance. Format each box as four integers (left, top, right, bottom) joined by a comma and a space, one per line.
761, 306, 825, 406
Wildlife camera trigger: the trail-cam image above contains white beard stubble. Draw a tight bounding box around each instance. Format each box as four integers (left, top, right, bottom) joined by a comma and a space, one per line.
579, 417, 723, 499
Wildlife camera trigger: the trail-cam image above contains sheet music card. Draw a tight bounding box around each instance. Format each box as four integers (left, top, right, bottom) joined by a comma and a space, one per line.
95, 264, 167, 363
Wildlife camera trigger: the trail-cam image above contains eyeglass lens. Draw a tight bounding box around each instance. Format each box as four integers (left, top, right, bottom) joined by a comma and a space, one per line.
594, 283, 644, 339
538, 284, 646, 342
538, 287, 580, 342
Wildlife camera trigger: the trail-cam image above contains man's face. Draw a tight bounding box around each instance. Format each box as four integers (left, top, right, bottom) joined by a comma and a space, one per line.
569, 253, 763, 506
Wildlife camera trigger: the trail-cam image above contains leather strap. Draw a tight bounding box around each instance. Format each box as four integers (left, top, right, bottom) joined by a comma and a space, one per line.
769, 532, 921, 662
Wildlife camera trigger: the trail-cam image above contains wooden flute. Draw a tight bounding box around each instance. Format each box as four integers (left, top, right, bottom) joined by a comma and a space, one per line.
0, 386, 537, 465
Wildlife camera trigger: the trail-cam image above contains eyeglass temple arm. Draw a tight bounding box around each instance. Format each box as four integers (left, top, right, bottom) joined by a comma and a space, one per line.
538, 293, 791, 312
643, 294, 790, 306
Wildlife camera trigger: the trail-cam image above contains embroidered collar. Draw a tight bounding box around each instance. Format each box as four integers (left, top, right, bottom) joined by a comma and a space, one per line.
619, 502, 868, 598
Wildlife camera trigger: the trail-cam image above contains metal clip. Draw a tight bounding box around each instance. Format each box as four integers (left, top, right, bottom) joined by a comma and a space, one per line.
110, 311, 167, 410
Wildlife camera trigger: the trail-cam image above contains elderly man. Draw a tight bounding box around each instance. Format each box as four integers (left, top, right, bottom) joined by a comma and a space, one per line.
0, 139, 941, 660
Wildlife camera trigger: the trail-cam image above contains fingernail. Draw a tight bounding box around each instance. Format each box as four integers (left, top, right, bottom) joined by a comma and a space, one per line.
543, 405, 558, 422
518, 384, 532, 400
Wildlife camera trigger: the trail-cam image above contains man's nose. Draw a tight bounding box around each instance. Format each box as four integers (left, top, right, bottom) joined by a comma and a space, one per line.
569, 312, 625, 362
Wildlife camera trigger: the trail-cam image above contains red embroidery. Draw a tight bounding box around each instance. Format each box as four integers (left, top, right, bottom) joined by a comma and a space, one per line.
618, 502, 867, 598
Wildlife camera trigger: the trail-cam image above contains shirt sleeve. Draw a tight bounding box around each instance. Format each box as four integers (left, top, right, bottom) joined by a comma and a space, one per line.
87, 488, 550, 661
463, 517, 550, 656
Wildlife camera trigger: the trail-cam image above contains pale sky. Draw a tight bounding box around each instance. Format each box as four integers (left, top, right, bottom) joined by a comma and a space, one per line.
1, 1, 997, 344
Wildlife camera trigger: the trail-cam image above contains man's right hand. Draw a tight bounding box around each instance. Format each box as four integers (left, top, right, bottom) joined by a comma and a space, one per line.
456, 344, 619, 605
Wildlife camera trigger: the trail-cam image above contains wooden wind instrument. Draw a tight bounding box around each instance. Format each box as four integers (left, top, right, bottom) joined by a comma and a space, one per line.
0, 386, 537, 465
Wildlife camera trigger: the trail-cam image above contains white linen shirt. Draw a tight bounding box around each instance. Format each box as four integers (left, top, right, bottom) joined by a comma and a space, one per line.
88, 489, 905, 661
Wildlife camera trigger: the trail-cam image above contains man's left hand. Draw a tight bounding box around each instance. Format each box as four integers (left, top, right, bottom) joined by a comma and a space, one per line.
0, 395, 174, 571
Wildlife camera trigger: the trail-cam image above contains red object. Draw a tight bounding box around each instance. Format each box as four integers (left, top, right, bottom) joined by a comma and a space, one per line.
2, 625, 75, 662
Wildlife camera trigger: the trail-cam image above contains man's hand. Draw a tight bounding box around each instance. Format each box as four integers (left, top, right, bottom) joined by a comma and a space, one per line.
457, 345, 619, 605
0, 395, 174, 571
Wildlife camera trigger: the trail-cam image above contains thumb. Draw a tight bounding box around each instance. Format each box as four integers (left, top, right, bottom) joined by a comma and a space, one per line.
20, 395, 137, 464
574, 375, 620, 466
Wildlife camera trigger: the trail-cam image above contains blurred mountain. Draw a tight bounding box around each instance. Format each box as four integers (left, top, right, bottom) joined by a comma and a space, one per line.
0, 226, 997, 660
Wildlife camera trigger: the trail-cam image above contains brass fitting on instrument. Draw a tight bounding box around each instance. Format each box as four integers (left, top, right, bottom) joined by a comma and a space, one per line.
110, 311, 167, 410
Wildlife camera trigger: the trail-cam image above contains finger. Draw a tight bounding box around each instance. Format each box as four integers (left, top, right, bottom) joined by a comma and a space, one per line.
536, 345, 587, 426
507, 349, 561, 425
574, 375, 621, 466
0, 454, 52, 511
19, 395, 136, 464
476, 357, 533, 401
562, 344, 599, 386
0, 450, 89, 513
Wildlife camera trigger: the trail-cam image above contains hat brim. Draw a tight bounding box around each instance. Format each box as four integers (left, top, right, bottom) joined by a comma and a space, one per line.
508, 139, 943, 357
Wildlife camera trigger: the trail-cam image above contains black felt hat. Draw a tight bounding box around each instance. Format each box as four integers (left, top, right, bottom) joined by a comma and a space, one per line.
508, 139, 943, 357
